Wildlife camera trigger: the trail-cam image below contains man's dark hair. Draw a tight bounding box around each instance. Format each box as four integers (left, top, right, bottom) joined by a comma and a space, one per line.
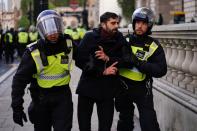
100, 12, 119, 23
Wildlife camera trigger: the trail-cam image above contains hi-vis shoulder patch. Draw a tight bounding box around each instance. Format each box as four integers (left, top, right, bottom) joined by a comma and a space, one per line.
27, 41, 38, 52
66, 39, 72, 49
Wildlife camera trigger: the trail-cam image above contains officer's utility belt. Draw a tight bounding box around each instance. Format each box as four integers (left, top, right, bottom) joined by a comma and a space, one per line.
38, 85, 69, 95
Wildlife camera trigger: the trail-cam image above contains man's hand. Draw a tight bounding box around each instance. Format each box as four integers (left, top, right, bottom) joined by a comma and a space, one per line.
95, 46, 109, 62
13, 110, 27, 127
103, 62, 118, 75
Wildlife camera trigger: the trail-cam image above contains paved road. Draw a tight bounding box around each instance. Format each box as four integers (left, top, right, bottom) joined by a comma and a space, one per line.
0, 62, 13, 77
0, 64, 141, 131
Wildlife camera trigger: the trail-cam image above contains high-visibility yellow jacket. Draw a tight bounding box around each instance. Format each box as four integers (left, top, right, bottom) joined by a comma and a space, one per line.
4, 32, 13, 43
119, 41, 158, 81
27, 40, 73, 88
29, 32, 38, 42
18, 32, 28, 44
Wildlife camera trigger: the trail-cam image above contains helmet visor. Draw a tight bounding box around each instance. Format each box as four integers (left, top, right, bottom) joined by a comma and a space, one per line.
37, 15, 63, 39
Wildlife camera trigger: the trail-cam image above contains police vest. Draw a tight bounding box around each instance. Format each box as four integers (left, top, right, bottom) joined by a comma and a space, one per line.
28, 40, 73, 88
71, 30, 80, 40
29, 32, 38, 42
4, 33, 13, 43
119, 41, 158, 81
77, 27, 86, 39
18, 32, 28, 44
64, 28, 73, 37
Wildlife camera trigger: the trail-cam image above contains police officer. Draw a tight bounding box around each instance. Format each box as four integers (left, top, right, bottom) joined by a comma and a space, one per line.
116, 7, 167, 131
75, 12, 128, 131
64, 26, 73, 37
77, 25, 86, 40
11, 10, 73, 131
3, 29, 14, 64
70, 20, 80, 46
10, 28, 18, 58
0, 29, 3, 60
29, 25, 39, 43
16, 27, 29, 58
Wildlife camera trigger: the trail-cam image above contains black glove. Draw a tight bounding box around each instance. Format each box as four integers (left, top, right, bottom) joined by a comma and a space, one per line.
28, 101, 36, 124
13, 111, 27, 126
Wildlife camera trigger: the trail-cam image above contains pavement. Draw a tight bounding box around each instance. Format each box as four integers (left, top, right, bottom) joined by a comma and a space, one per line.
0, 62, 141, 131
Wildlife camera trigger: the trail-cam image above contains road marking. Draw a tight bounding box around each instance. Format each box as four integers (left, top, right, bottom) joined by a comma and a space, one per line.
0, 64, 18, 84
0, 64, 18, 96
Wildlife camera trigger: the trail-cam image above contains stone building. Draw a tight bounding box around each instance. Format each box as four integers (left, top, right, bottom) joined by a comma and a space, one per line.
0, 0, 20, 30
90, 0, 127, 27
136, 0, 197, 24
86, 0, 98, 29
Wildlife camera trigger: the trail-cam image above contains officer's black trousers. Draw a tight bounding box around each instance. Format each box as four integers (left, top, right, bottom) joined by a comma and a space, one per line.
77, 95, 114, 131
0, 47, 3, 60
18, 44, 26, 58
116, 85, 160, 131
115, 91, 135, 131
33, 88, 73, 131
4, 46, 14, 64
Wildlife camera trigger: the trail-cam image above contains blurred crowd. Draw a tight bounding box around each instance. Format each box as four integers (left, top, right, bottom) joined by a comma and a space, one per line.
0, 25, 38, 64
0, 21, 86, 64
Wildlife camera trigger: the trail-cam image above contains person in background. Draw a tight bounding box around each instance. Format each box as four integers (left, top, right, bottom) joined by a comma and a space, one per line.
11, 10, 74, 131
16, 27, 29, 58
64, 26, 73, 37
9, 28, 18, 60
0, 29, 3, 60
70, 20, 80, 46
156, 13, 163, 25
77, 24, 86, 40
28, 25, 39, 43
3, 29, 14, 64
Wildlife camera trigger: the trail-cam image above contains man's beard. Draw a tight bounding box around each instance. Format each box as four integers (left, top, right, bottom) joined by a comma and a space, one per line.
109, 28, 118, 35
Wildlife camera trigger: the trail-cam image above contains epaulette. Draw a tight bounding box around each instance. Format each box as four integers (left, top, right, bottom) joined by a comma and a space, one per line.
27, 41, 38, 52
86, 30, 93, 33
66, 39, 72, 49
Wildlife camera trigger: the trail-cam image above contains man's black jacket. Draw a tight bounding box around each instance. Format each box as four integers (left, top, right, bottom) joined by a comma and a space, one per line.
75, 28, 129, 100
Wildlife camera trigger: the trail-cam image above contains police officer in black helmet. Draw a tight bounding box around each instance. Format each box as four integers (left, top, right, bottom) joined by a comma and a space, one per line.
11, 10, 73, 131
116, 7, 167, 131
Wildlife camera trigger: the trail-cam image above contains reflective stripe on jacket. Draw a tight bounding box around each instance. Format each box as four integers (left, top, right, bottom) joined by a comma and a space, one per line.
119, 41, 158, 81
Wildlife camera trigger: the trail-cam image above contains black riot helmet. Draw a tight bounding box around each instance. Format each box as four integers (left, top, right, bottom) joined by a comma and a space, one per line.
36, 10, 64, 41
29, 25, 37, 33
132, 7, 155, 35
18, 27, 26, 32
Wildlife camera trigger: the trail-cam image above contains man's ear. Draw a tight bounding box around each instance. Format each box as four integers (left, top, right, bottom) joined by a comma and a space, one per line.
101, 23, 105, 29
